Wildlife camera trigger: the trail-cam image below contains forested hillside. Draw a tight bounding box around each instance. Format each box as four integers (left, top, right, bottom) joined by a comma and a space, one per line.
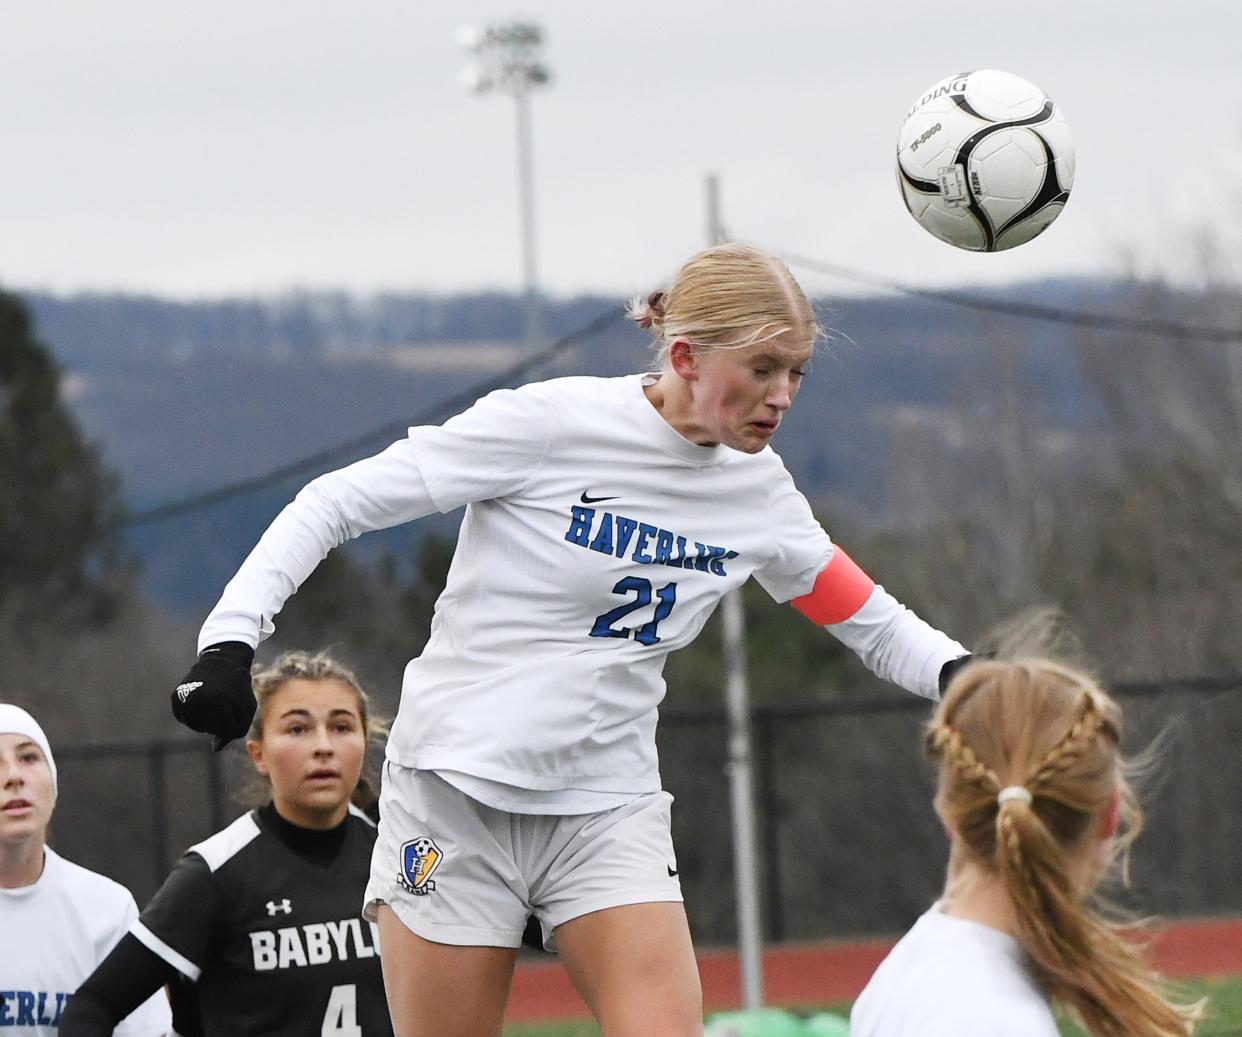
24, 281, 1115, 607
6, 277, 1242, 934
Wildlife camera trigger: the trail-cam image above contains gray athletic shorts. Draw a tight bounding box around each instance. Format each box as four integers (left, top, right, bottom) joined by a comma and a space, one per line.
363, 763, 683, 950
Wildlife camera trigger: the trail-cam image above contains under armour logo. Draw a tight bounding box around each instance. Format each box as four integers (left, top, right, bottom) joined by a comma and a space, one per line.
266, 899, 292, 916
176, 681, 203, 703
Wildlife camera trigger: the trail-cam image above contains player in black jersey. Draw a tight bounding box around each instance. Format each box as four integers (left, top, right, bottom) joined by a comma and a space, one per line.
61, 652, 393, 1037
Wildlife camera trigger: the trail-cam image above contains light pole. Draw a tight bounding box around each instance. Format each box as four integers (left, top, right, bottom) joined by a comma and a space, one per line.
707, 173, 765, 1010
456, 21, 550, 351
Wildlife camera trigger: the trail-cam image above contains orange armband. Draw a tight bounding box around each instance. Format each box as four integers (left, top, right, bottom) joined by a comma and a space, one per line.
791, 548, 876, 625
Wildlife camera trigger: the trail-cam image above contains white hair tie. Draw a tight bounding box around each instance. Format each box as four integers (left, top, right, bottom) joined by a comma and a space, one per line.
997, 786, 1032, 806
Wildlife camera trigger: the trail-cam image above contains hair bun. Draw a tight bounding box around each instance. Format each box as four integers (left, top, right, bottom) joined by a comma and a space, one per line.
631, 289, 667, 331
643, 290, 667, 330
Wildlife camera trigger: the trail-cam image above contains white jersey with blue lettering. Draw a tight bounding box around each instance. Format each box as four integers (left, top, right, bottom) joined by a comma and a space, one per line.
200, 374, 965, 802
0, 848, 171, 1036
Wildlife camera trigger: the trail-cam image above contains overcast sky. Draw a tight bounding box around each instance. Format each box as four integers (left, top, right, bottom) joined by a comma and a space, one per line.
4, 2, 1240, 302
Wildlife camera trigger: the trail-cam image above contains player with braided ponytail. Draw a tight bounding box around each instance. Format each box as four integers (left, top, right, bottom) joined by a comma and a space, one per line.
852, 656, 1203, 1037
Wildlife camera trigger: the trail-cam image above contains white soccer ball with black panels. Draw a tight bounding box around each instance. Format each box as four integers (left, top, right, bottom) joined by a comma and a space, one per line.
896, 69, 1074, 252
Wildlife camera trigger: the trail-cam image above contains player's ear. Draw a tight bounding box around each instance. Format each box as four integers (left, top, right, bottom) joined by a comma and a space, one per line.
1098, 787, 1122, 840
669, 338, 699, 381
933, 798, 955, 841
246, 738, 268, 777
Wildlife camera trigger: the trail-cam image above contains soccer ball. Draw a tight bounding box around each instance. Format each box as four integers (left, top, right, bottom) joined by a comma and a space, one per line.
896, 70, 1074, 252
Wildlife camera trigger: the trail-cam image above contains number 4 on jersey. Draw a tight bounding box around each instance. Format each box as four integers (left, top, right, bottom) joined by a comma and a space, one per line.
322, 984, 361, 1037
590, 576, 677, 646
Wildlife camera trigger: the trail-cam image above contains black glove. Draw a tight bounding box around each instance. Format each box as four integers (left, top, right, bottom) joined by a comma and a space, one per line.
938, 653, 974, 695
937, 651, 999, 695
171, 641, 257, 751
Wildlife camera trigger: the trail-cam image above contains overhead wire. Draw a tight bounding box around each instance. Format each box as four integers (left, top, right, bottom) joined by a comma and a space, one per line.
122, 305, 621, 527
122, 250, 1242, 528
776, 249, 1242, 343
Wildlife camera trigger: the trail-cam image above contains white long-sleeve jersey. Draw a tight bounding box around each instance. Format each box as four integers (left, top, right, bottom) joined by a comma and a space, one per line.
201, 374, 965, 796
0, 849, 172, 1036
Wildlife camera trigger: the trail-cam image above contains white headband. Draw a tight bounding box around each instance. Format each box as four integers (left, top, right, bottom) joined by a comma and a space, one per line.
997, 785, 1031, 806
0, 704, 58, 799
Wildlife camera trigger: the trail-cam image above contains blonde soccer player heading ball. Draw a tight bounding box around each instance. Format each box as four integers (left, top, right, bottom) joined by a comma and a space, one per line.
169, 243, 971, 1037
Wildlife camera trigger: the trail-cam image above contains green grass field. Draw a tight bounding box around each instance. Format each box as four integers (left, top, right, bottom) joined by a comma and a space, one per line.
1192, 976, 1242, 1035
503, 975, 1242, 1035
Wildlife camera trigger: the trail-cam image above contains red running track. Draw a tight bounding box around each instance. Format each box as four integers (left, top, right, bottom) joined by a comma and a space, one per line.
505, 917, 1242, 1023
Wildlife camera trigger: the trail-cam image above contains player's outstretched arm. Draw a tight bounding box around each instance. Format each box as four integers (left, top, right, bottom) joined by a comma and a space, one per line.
169, 440, 437, 744
196, 439, 439, 650
792, 546, 968, 699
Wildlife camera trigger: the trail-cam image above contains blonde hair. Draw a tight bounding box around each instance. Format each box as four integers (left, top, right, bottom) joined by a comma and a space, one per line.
247, 650, 389, 819
927, 658, 1201, 1036
628, 243, 821, 365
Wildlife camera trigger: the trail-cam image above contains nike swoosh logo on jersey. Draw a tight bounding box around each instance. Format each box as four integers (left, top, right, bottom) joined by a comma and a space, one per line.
580, 491, 620, 504
667, 865, 679, 877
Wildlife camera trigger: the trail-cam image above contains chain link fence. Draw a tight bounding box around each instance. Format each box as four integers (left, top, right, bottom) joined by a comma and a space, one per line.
46, 675, 1242, 949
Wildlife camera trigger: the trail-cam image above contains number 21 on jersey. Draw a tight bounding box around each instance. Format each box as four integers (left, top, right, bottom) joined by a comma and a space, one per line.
589, 576, 678, 646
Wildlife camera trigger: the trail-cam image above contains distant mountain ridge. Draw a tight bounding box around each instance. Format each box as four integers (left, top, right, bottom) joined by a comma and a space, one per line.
27, 290, 625, 368
22, 279, 1133, 608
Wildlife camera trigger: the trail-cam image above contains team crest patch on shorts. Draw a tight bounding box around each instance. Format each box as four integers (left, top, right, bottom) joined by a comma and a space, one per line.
398, 837, 443, 896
